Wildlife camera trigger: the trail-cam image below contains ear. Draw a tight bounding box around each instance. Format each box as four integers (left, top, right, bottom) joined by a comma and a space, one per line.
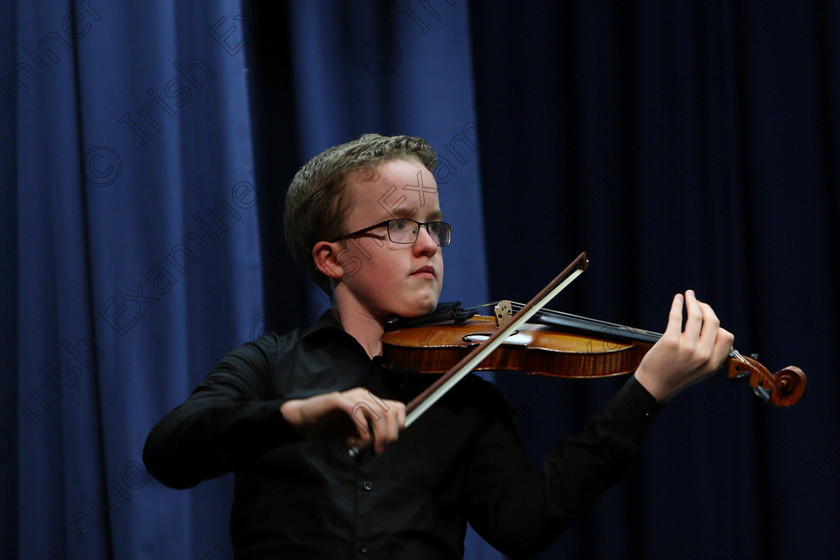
313, 241, 344, 281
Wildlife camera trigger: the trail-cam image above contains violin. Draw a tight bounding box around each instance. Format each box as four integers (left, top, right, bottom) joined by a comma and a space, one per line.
381, 253, 807, 426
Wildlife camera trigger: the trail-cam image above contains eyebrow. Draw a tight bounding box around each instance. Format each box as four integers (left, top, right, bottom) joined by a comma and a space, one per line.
378, 206, 443, 222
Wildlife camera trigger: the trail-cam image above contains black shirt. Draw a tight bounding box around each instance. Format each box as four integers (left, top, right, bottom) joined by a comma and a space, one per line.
143, 311, 665, 559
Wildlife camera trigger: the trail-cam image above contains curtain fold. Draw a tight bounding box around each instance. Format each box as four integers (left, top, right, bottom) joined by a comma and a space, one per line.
277, 1, 495, 557
285, 1, 489, 321
3, 2, 838, 559
4, 1, 260, 558
470, 2, 839, 559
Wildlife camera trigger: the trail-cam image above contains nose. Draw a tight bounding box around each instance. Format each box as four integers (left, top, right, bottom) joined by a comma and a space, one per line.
413, 224, 439, 256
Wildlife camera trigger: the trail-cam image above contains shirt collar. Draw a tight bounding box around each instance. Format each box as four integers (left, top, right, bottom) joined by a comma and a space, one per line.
301, 310, 386, 365
301, 309, 346, 339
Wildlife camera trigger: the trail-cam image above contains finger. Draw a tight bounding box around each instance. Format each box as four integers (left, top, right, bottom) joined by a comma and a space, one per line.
387, 401, 400, 445
344, 389, 403, 453
694, 300, 717, 349
389, 401, 405, 441
663, 292, 686, 337
379, 410, 397, 453
712, 327, 735, 368
371, 407, 393, 454
349, 399, 379, 445
697, 303, 735, 373
682, 290, 703, 342
368, 399, 405, 453
394, 401, 406, 431
332, 391, 368, 435
353, 395, 385, 453
370, 415, 384, 453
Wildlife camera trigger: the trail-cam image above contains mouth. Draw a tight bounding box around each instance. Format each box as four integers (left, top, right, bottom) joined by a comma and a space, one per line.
411, 265, 436, 279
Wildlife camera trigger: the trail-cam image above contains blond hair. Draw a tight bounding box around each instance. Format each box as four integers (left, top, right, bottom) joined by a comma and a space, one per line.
284, 133, 437, 293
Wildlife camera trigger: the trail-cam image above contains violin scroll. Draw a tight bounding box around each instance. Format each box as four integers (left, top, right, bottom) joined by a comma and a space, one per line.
726, 351, 807, 407
384, 251, 808, 413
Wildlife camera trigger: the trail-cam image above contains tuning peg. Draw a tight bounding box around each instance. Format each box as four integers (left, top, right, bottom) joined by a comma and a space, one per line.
753, 385, 772, 404
730, 371, 750, 383
751, 353, 760, 360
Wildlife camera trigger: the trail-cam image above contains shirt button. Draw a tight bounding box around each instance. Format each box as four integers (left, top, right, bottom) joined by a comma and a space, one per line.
362, 481, 373, 491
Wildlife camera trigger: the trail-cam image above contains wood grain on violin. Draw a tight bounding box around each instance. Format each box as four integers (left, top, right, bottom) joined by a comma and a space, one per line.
382, 314, 653, 378
385, 252, 806, 427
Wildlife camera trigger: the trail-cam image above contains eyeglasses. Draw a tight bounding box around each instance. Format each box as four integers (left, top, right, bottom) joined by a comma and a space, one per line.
330, 218, 452, 246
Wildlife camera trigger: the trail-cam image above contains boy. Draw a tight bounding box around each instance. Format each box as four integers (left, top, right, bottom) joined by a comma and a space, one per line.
143, 134, 733, 559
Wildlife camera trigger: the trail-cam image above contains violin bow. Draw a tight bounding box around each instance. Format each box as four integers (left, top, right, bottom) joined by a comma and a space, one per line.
404, 252, 590, 427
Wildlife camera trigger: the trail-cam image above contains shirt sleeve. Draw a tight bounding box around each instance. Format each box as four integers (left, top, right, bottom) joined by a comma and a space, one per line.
464, 376, 665, 557
142, 334, 301, 489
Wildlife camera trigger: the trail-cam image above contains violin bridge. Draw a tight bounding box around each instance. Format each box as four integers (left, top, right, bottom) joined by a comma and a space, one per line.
494, 300, 514, 327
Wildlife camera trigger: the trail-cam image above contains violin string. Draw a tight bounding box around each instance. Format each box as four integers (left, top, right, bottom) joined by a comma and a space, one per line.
504, 301, 664, 339
501, 302, 745, 358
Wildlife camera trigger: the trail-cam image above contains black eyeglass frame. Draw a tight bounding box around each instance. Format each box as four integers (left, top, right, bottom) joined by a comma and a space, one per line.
329, 218, 452, 246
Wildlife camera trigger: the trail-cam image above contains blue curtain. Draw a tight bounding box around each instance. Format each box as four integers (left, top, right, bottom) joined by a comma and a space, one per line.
3, 1, 838, 559
3, 1, 260, 558
285, 1, 488, 317
248, 2, 494, 557
470, 2, 840, 559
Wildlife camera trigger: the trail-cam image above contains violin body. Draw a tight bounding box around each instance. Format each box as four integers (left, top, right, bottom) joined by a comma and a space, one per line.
385, 254, 806, 426
382, 315, 654, 378
383, 307, 807, 409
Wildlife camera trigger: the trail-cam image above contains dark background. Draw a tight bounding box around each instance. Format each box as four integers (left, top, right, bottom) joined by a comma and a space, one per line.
3, 1, 837, 559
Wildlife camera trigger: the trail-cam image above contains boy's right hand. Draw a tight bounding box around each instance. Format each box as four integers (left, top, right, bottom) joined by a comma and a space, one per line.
280, 388, 406, 454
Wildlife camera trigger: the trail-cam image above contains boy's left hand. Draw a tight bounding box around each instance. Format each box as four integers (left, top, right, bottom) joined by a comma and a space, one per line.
634, 290, 734, 401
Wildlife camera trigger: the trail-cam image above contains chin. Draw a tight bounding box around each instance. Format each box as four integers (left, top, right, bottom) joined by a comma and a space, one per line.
401, 296, 439, 318
420, 300, 438, 315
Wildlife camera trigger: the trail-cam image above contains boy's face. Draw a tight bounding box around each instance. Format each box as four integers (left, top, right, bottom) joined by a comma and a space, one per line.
335, 158, 444, 321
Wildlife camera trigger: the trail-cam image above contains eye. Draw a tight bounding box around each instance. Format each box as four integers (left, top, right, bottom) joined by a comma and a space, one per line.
391, 219, 413, 232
